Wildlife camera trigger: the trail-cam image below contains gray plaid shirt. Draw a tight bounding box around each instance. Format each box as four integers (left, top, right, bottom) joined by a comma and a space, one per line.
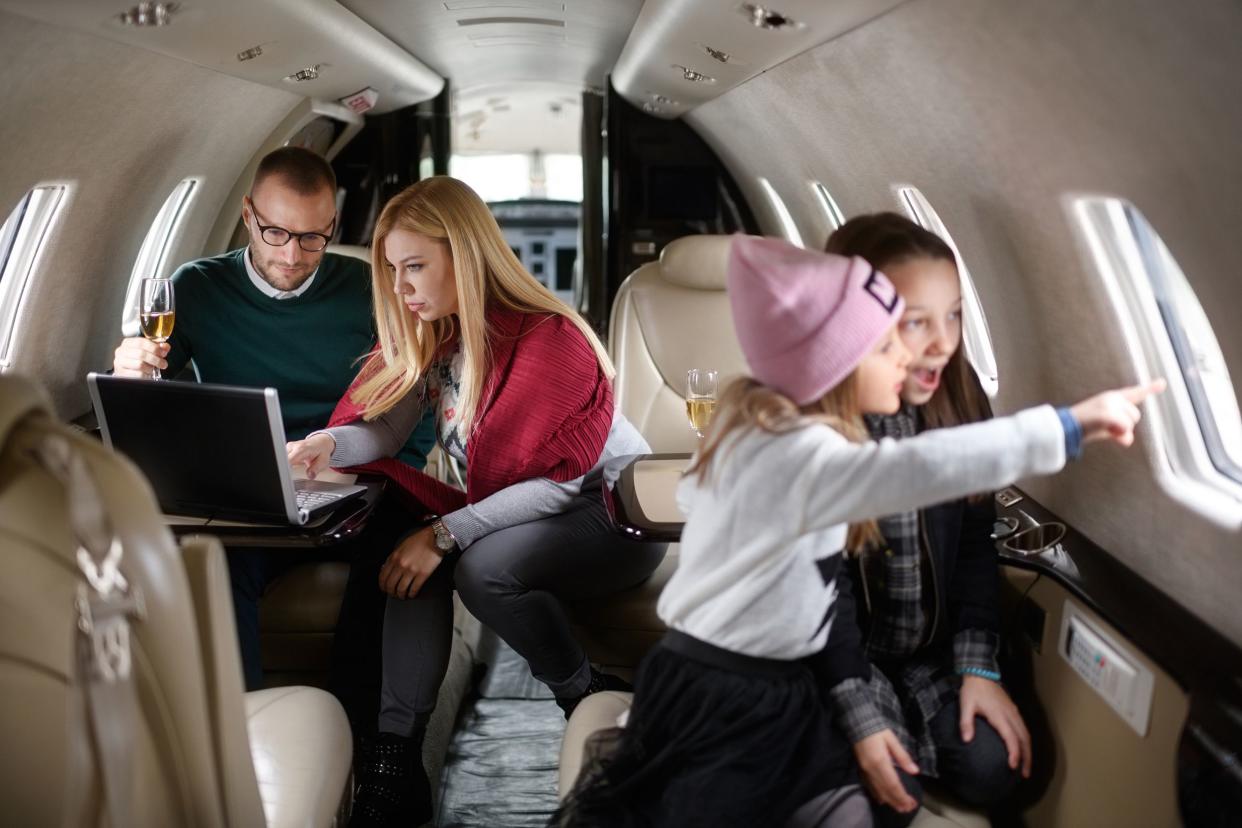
829, 407, 1001, 776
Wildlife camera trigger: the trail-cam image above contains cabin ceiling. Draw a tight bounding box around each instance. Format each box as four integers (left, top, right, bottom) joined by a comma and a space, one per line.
341, 0, 643, 155
0, 0, 443, 114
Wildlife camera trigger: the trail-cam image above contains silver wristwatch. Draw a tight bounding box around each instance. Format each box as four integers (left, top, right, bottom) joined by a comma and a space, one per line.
430, 518, 458, 554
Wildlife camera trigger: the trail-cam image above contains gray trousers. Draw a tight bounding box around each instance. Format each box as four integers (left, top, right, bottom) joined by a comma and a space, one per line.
379, 492, 667, 735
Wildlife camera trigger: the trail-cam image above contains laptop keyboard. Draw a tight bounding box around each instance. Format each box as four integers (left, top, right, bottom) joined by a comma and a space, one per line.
295, 489, 346, 511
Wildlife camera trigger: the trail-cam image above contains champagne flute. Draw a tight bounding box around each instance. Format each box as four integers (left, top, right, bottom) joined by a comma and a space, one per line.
139, 278, 175, 380
685, 368, 718, 439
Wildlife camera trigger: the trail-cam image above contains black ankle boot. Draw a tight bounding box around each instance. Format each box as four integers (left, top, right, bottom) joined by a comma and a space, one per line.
348, 732, 432, 827
555, 667, 633, 719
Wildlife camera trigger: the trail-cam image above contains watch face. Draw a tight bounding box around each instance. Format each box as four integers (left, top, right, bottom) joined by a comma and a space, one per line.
434, 523, 454, 550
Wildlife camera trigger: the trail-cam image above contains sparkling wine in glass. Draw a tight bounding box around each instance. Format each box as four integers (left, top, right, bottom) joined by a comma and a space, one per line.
685, 368, 718, 438
139, 278, 175, 380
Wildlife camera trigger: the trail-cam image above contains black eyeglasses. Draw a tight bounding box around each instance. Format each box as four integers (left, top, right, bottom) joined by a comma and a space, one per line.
248, 199, 336, 253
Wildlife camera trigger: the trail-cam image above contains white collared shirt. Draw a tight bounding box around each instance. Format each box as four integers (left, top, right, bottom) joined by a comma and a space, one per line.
244, 247, 319, 299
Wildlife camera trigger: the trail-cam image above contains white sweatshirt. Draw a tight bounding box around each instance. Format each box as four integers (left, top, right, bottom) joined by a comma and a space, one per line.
657, 405, 1067, 661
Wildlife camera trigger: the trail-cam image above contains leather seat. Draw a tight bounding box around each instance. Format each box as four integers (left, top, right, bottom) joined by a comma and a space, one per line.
567, 235, 746, 669
608, 233, 747, 453
558, 692, 990, 828
326, 242, 371, 263
0, 374, 351, 827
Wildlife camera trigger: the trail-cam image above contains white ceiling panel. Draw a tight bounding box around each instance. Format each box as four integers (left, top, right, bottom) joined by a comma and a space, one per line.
343, 0, 642, 153
0, 0, 444, 113
613, 0, 910, 118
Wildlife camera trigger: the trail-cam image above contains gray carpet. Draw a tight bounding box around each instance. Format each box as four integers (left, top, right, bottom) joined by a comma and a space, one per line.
434, 630, 565, 827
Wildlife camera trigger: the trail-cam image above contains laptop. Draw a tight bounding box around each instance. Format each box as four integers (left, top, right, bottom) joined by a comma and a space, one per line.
86, 373, 367, 526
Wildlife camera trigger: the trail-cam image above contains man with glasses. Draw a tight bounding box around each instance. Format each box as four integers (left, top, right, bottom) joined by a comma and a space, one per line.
110, 146, 436, 738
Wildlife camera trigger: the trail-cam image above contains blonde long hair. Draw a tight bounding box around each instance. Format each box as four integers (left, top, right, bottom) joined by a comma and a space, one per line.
687, 374, 884, 552
353, 176, 614, 432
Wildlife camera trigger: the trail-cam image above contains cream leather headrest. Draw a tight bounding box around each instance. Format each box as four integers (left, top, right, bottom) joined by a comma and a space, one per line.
326, 244, 371, 263
657, 235, 732, 291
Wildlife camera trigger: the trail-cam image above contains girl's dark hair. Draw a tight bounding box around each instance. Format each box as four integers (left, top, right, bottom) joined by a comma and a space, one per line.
825, 212, 993, 429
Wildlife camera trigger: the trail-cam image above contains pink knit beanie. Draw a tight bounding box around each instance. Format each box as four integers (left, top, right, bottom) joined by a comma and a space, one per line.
726, 235, 905, 405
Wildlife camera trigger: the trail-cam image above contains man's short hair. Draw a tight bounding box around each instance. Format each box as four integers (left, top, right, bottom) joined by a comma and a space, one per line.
253, 146, 336, 197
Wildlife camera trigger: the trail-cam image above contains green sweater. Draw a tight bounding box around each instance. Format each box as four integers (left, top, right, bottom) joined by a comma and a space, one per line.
166, 248, 435, 467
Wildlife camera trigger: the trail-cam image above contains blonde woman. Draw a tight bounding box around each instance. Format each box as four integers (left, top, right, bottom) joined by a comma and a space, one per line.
286, 177, 664, 827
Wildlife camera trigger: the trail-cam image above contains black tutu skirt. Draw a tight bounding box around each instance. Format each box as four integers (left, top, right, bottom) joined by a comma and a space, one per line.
553, 631, 856, 828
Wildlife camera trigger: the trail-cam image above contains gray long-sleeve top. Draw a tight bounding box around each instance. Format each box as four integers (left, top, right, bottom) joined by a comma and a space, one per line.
316, 390, 649, 549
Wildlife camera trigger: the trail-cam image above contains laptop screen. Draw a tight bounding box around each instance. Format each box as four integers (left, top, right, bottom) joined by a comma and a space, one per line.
88, 374, 292, 521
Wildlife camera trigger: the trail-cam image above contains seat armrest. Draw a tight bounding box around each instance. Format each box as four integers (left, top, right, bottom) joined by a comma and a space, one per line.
180, 535, 267, 826
558, 690, 634, 799
246, 686, 353, 828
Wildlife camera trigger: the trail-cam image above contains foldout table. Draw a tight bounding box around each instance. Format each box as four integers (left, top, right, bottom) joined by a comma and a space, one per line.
166, 476, 388, 548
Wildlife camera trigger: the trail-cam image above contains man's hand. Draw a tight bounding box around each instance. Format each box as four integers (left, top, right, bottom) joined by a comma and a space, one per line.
112, 337, 169, 378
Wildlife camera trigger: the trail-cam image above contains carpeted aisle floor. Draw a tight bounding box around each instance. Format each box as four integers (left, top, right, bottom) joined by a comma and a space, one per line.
434, 630, 565, 827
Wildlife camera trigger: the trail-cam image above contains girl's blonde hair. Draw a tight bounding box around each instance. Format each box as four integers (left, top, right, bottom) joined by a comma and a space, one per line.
687, 374, 884, 552
352, 176, 614, 432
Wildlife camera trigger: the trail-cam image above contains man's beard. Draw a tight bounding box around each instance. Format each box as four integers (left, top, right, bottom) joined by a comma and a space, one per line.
252, 247, 316, 291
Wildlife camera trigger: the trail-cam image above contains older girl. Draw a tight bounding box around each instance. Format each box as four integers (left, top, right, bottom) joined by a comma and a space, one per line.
821, 214, 1027, 825
287, 177, 665, 827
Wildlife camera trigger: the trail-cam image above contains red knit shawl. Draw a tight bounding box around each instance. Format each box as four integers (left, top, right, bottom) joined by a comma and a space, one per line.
327, 306, 614, 516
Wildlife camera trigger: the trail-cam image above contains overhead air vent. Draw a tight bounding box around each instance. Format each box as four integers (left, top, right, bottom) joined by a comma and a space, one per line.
672, 65, 716, 83
284, 65, 322, 83
117, 2, 178, 27
703, 45, 733, 63
739, 4, 807, 32
236, 45, 264, 62
457, 16, 565, 27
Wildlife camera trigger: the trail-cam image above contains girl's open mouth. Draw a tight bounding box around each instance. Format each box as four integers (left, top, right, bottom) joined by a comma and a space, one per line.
913, 366, 941, 391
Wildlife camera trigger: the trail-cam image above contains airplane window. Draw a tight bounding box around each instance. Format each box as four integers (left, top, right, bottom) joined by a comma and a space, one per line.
809, 180, 846, 231
897, 185, 1000, 398
120, 178, 198, 337
756, 177, 805, 248
0, 185, 67, 370
1073, 196, 1242, 522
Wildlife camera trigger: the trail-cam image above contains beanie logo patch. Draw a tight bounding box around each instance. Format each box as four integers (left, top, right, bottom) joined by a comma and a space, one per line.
863, 268, 899, 314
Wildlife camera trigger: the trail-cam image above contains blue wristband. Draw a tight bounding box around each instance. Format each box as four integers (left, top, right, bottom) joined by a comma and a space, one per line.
958, 666, 1002, 682
1056, 406, 1083, 461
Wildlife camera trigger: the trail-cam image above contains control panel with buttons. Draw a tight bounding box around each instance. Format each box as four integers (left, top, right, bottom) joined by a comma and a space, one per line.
1058, 600, 1154, 736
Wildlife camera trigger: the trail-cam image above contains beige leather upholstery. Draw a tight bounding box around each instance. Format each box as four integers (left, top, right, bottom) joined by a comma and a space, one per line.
567, 546, 678, 668
260, 561, 350, 684
558, 691, 989, 828
181, 535, 270, 826
327, 242, 371, 263
608, 234, 748, 453
182, 534, 353, 828
246, 686, 353, 828
568, 234, 748, 666
557, 690, 633, 798
0, 375, 351, 827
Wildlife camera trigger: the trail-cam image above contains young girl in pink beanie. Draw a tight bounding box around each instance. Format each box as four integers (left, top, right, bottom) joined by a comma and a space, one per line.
554, 235, 1162, 828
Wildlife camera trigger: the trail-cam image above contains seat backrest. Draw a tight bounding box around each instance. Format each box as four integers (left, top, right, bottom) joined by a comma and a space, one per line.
327, 243, 371, 263
0, 375, 255, 827
608, 235, 747, 452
